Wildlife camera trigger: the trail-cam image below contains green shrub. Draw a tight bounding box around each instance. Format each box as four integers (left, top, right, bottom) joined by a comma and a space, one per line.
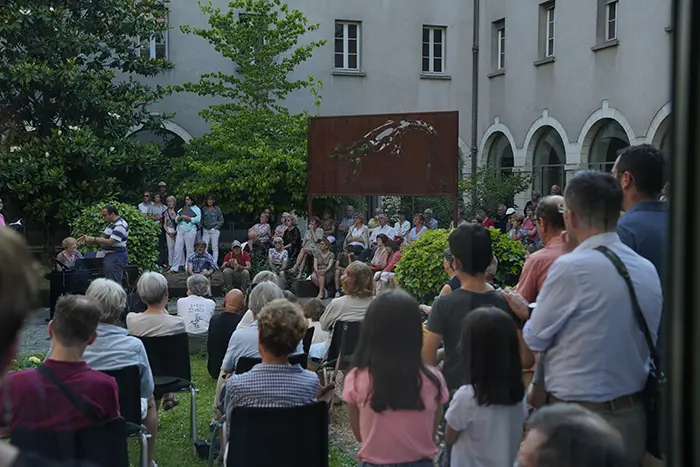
71, 201, 160, 273
395, 229, 450, 305
488, 227, 526, 287
395, 227, 526, 304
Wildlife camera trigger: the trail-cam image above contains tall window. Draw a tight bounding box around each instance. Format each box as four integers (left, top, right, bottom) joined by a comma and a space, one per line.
545, 4, 555, 57
422, 26, 446, 74
140, 17, 167, 60
606, 0, 618, 41
335, 21, 360, 70
497, 22, 506, 69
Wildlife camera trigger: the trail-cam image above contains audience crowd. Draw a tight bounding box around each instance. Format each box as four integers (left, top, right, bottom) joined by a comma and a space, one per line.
0, 144, 670, 467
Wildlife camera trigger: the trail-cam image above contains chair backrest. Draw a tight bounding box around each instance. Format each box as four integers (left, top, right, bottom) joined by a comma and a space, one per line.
325, 321, 362, 365
302, 326, 315, 354
227, 401, 329, 467
101, 365, 142, 425
12, 419, 129, 467
235, 354, 308, 375
138, 333, 192, 382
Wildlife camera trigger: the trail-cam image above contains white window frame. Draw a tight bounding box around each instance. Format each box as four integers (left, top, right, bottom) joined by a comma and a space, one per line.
139, 16, 168, 60
497, 25, 506, 69
606, 0, 618, 41
334, 21, 361, 71
422, 26, 446, 74
545, 5, 555, 57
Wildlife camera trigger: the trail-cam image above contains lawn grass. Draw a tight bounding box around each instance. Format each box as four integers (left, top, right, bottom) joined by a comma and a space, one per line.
129, 354, 356, 467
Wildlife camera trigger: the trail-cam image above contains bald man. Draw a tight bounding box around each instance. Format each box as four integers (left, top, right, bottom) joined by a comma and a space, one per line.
207, 289, 245, 379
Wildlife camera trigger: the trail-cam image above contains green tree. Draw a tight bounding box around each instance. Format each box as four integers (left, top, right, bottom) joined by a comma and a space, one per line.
172, 0, 325, 215
461, 167, 533, 217
0, 0, 172, 231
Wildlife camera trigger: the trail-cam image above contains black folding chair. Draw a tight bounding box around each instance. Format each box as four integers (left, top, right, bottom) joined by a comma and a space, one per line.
226, 401, 329, 467
138, 334, 198, 447
234, 353, 308, 375
312, 321, 362, 386
302, 326, 315, 354
102, 366, 149, 467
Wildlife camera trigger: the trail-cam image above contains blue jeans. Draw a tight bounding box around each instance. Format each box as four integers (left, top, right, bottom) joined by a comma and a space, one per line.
104, 251, 128, 285
359, 461, 433, 467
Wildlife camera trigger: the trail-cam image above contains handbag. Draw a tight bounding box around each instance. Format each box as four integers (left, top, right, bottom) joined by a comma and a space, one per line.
595, 246, 665, 460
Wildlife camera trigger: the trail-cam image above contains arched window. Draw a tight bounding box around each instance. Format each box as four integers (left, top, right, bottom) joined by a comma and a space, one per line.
487, 133, 515, 177
532, 127, 566, 194
131, 129, 186, 159
588, 119, 629, 172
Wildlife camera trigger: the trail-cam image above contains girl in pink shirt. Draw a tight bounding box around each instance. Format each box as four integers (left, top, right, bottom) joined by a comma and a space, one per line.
343, 290, 448, 467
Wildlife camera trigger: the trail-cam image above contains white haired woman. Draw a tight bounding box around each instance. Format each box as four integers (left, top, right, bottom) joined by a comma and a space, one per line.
274, 212, 290, 238
268, 236, 289, 285
177, 274, 216, 354
55, 237, 84, 271
252, 212, 272, 244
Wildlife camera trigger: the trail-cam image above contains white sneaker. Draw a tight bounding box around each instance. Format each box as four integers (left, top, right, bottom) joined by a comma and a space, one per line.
152, 462, 158, 467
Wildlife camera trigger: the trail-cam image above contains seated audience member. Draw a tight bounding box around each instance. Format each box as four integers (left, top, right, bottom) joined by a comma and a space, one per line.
268, 237, 289, 283
55, 237, 84, 271
224, 299, 319, 422
82, 278, 159, 467
393, 212, 411, 243
208, 289, 245, 379
282, 215, 302, 262
127, 271, 186, 337
343, 290, 447, 467
373, 239, 401, 285
252, 212, 272, 244
407, 214, 428, 244
302, 298, 329, 346
334, 246, 356, 298
369, 234, 389, 272
422, 224, 533, 393
289, 216, 324, 279
177, 274, 215, 353
445, 306, 526, 467
222, 241, 251, 291
273, 213, 290, 239
343, 214, 370, 255
362, 214, 396, 262
423, 208, 438, 230
320, 211, 336, 244
1, 295, 119, 433
187, 240, 218, 278
517, 404, 632, 467
310, 262, 374, 359
283, 290, 298, 303
236, 270, 282, 331
310, 238, 335, 300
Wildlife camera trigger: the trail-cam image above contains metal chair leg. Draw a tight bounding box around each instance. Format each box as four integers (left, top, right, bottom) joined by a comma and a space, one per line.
190, 386, 198, 445
208, 422, 218, 467
139, 432, 149, 467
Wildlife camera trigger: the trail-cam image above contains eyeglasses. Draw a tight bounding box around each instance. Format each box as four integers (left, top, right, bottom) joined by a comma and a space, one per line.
143, 194, 150, 198
274, 241, 282, 244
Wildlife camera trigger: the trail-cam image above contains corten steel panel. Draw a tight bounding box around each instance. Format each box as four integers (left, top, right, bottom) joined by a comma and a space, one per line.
307, 111, 459, 197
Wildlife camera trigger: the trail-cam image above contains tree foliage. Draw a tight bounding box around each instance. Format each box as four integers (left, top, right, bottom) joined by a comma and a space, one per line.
0, 0, 172, 230
172, 0, 325, 215
461, 167, 533, 216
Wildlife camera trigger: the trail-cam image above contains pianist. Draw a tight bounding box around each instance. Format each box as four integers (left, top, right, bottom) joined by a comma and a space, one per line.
55, 237, 84, 272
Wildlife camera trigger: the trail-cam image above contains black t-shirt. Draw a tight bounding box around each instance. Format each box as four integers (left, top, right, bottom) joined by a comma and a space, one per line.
426, 289, 520, 390
447, 276, 461, 291
495, 215, 510, 234
207, 312, 243, 379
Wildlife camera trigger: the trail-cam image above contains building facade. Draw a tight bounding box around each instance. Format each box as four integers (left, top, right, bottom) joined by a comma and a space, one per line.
142, 0, 672, 201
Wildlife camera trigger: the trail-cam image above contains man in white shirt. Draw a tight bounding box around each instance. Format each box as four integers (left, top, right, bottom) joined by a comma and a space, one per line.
520, 171, 662, 465
138, 192, 153, 215
393, 213, 411, 242
177, 274, 215, 353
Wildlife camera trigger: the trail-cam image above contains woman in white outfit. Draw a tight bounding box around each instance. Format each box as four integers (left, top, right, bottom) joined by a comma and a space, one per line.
169, 194, 201, 273
163, 196, 179, 269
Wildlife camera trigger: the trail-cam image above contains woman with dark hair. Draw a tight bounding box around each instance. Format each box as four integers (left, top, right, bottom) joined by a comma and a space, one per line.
444, 306, 527, 467
201, 194, 224, 265
407, 214, 427, 244
369, 234, 389, 272
343, 290, 448, 467
169, 194, 201, 273
290, 216, 324, 279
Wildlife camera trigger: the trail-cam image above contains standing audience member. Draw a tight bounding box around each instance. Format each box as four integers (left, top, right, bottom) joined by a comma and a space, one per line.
407, 214, 428, 244
127, 272, 186, 338
303, 298, 329, 346
163, 196, 179, 270
169, 195, 201, 274
524, 190, 542, 213
445, 306, 526, 467
423, 208, 439, 230
82, 278, 159, 467
1, 295, 119, 434
310, 238, 335, 299
282, 214, 302, 261
517, 404, 632, 467
344, 214, 370, 254
476, 209, 495, 229
320, 211, 337, 244
344, 290, 448, 467
222, 241, 252, 291
393, 212, 411, 243
290, 217, 324, 279
79, 204, 129, 284
201, 195, 225, 266
523, 206, 538, 244
521, 171, 662, 465
187, 240, 218, 278
138, 192, 153, 215
310, 262, 374, 358
223, 299, 319, 431
177, 274, 215, 353
550, 184, 562, 196
509, 196, 566, 305
207, 289, 245, 379
422, 223, 533, 393
507, 212, 526, 243
0, 197, 5, 227
441, 248, 460, 295
55, 237, 84, 271
157, 182, 168, 201
149, 193, 167, 224
494, 204, 509, 234
252, 213, 272, 245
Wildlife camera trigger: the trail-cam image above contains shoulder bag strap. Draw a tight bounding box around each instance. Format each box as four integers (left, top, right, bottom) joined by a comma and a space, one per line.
36, 364, 100, 423
594, 246, 660, 371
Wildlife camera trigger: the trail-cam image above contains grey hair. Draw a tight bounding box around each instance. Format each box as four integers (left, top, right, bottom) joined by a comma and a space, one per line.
253, 270, 279, 285
272, 236, 284, 245
248, 281, 284, 317
187, 274, 210, 297
137, 271, 169, 306
286, 213, 298, 226
85, 278, 127, 323
486, 256, 498, 277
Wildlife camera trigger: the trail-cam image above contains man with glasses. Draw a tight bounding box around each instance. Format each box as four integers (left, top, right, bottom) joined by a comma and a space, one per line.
138, 191, 153, 215
79, 204, 129, 285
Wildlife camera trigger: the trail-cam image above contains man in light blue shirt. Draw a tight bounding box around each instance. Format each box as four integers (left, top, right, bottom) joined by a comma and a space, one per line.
523, 171, 662, 465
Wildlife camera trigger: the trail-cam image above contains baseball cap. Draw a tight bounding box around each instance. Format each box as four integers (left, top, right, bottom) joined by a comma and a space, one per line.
158, 181, 167, 187
231, 240, 242, 248
506, 207, 516, 215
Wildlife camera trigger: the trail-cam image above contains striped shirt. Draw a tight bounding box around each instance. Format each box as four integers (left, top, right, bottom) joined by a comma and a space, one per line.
102, 216, 128, 252
224, 363, 319, 426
